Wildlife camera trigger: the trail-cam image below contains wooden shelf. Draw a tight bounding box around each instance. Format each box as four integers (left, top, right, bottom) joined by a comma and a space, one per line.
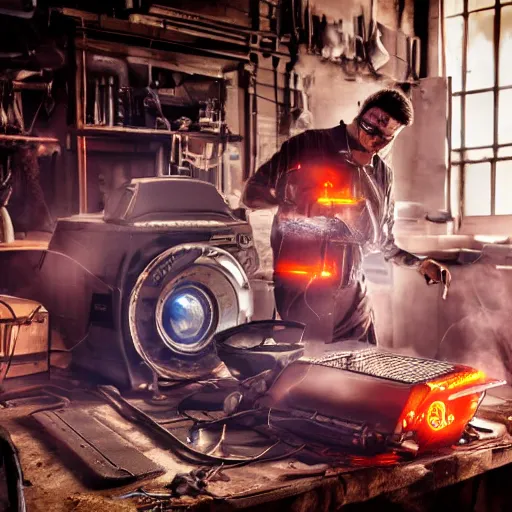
74, 125, 242, 142
0, 134, 60, 144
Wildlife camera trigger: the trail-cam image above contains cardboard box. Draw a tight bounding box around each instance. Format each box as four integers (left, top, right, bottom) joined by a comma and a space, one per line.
0, 296, 49, 381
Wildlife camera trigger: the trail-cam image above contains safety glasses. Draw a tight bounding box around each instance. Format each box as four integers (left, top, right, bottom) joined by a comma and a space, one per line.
358, 118, 395, 143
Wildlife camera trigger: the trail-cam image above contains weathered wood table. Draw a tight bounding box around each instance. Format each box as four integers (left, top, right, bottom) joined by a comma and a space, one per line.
1, 384, 511, 512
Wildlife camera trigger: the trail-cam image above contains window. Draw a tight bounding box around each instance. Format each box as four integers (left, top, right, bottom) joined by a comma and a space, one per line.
445, 1, 512, 218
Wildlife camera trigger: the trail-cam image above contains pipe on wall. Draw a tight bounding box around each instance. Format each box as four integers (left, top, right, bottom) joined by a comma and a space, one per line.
85, 54, 129, 88
86, 54, 129, 127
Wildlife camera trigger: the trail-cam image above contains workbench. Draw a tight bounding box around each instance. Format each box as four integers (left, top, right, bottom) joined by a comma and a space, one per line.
1, 379, 512, 512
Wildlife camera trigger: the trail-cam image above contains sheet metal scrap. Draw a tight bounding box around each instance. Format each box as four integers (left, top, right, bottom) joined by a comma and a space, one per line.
166, 468, 216, 498
117, 468, 219, 511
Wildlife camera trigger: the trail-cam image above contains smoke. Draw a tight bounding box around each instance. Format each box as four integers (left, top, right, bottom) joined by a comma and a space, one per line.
433, 260, 512, 383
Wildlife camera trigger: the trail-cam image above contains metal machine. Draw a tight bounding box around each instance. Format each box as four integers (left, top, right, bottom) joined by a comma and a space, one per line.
0, 177, 261, 388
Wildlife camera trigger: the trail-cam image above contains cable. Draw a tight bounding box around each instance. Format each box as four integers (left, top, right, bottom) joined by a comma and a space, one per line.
41, 249, 116, 292
0, 302, 41, 383
0, 298, 17, 321
49, 330, 90, 353
97, 384, 298, 467
303, 276, 321, 320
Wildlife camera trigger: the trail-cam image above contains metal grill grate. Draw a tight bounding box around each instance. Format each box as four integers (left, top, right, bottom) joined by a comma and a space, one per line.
305, 348, 456, 384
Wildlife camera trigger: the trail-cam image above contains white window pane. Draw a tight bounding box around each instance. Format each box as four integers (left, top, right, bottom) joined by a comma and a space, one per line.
498, 89, 512, 144
452, 150, 462, 163
445, 0, 463, 17
445, 16, 464, 92
466, 10, 495, 91
468, 0, 495, 11
495, 161, 512, 215
465, 92, 494, 147
500, 6, 512, 86
464, 147, 493, 160
498, 146, 512, 158
451, 96, 461, 149
464, 163, 491, 216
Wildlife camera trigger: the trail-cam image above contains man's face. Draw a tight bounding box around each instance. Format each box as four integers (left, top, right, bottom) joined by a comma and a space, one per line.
357, 106, 405, 153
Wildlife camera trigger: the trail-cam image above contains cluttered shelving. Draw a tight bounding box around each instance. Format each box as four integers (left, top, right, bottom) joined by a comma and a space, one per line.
73, 44, 246, 213
74, 125, 242, 143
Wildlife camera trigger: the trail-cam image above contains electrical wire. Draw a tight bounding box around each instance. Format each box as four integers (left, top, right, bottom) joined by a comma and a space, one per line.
49, 330, 90, 353
303, 276, 321, 320
174, 380, 310, 468
96, 384, 288, 466
0, 301, 41, 383
0, 298, 17, 321
41, 249, 117, 292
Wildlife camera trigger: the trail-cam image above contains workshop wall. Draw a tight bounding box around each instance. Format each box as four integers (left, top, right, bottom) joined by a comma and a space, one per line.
247, 0, 452, 350
249, 0, 429, 275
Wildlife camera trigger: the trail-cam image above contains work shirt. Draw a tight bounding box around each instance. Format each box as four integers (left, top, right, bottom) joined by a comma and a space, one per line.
248, 121, 420, 271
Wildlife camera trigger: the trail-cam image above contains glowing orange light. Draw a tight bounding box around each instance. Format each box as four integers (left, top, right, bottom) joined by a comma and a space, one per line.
315, 180, 362, 206
275, 261, 337, 280
395, 365, 502, 453
317, 197, 360, 205
348, 452, 402, 467
427, 370, 486, 392
426, 400, 454, 431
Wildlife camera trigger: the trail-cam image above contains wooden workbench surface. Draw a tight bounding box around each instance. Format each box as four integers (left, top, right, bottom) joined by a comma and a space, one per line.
1, 386, 512, 512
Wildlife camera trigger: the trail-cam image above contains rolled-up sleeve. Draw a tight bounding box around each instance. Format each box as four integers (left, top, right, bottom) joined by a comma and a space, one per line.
379, 167, 421, 268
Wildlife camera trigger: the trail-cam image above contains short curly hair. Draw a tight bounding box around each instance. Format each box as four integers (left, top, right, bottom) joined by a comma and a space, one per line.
359, 88, 414, 126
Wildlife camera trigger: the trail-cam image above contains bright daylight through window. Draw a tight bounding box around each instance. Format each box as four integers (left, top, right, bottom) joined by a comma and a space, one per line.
445, 0, 512, 217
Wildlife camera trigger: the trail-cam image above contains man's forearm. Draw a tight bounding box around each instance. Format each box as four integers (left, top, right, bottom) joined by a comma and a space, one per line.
242, 182, 279, 209
390, 249, 421, 268
383, 244, 421, 268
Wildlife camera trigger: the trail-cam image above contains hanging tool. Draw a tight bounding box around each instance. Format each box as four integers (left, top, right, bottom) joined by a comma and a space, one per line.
407, 36, 422, 81
367, 0, 389, 72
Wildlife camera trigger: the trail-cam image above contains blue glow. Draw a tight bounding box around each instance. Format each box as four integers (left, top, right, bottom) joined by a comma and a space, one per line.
161, 286, 212, 347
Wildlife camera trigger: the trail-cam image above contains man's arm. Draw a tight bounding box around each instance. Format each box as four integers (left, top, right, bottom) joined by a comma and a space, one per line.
241, 155, 280, 209
379, 166, 450, 292
379, 167, 421, 268
242, 136, 298, 209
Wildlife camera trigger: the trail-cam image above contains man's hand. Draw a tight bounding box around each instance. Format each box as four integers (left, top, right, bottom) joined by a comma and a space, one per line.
419, 259, 452, 300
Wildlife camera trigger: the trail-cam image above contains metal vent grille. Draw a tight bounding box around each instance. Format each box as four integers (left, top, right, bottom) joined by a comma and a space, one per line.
305, 348, 456, 384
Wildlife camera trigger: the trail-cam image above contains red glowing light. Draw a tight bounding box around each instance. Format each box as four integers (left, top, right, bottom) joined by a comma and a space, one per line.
348, 452, 402, 467
275, 261, 337, 280
426, 370, 486, 393
396, 366, 502, 453
315, 180, 363, 206
317, 197, 360, 205
426, 400, 454, 431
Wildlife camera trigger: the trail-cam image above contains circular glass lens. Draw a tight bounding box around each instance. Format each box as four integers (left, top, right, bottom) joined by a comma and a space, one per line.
160, 285, 213, 351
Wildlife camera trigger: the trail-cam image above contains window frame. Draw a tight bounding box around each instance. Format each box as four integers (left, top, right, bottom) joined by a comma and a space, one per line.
446, 0, 512, 232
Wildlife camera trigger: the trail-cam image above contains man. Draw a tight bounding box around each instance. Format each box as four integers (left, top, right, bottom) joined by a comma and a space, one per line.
242, 88, 449, 345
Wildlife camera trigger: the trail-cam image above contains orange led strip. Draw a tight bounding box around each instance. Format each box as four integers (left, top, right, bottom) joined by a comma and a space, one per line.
317, 197, 361, 205
426, 370, 486, 392
275, 262, 336, 279
316, 181, 362, 206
